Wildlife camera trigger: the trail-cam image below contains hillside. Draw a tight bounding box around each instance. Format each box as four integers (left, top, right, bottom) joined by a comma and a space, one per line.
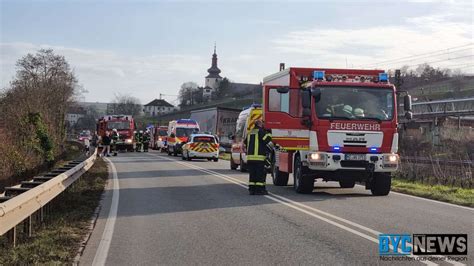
406, 76, 474, 101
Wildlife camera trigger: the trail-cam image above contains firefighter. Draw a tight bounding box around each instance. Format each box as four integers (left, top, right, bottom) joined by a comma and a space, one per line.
136, 130, 143, 152
143, 129, 150, 152
102, 131, 112, 157
133, 130, 138, 152
244, 119, 272, 195
111, 128, 119, 156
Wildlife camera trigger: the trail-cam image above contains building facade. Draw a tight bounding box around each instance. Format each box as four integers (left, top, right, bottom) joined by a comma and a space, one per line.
144, 99, 175, 116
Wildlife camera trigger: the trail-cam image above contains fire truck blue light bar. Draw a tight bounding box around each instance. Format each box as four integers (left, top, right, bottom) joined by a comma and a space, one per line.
313, 71, 325, 80
379, 73, 388, 82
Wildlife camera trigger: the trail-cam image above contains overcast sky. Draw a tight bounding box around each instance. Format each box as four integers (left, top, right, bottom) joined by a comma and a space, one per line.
1, 0, 472, 104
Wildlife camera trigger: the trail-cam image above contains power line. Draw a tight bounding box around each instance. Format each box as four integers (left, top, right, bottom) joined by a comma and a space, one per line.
442, 63, 474, 68
359, 43, 473, 67
401, 55, 474, 68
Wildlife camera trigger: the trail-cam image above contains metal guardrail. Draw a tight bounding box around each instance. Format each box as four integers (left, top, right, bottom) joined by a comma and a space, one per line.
0, 149, 97, 241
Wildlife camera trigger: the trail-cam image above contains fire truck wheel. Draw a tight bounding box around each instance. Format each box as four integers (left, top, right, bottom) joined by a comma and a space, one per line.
213, 158, 218, 162
230, 157, 238, 170
293, 155, 313, 194
272, 163, 289, 186
339, 179, 356, 188
370, 173, 391, 196
240, 155, 247, 172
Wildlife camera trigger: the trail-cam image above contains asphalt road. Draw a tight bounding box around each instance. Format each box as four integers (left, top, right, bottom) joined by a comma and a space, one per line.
80, 151, 473, 265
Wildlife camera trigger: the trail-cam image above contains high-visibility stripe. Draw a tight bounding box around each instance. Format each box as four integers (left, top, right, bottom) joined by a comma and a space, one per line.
248, 182, 256, 185
247, 155, 265, 161
263, 133, 271, 141
255, 182, 266, 186
187, 142, 218, 153
253, 131, 259, 160
273, 137, 309, 141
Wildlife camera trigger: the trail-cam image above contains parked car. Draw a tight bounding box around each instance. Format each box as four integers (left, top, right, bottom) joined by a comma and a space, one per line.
181, 134, 219, 162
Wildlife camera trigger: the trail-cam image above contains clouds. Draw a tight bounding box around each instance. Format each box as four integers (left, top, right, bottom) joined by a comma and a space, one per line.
0, 42, 212, 103
271, 14, 472, 70
1, 1, 472, 104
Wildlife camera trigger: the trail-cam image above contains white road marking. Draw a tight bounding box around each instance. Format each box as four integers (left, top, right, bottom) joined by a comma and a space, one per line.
92, 157, 120, 266
155, 155, 454, 266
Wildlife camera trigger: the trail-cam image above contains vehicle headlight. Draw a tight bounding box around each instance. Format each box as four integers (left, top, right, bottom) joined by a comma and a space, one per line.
308, 152, 327, 162
125, 139, 132, 144
382, 154, 399, 168
383, 154, 399, 163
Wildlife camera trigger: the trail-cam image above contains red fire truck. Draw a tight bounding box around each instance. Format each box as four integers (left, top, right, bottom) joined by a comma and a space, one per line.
97, 115, 136, 151
263, 67, 412, 196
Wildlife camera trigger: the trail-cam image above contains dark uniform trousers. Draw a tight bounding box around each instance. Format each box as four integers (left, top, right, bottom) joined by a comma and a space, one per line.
248, 160, 266, 192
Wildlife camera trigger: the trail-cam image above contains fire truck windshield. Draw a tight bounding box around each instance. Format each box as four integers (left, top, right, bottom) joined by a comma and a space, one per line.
107, 121, 131, 130
315, 86, 394, 121
176, 128, 197, 137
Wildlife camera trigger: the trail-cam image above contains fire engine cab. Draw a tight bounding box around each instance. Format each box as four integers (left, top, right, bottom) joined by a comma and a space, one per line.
263, 67, 412, 196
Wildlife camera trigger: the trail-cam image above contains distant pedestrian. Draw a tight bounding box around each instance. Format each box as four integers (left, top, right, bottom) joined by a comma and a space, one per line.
111, 128, 119, 156
102, 131, 112, 157
92, 131, 99, 146
244, 119, 272, 195
143, 129, 150, 152
84, 137, 90, 156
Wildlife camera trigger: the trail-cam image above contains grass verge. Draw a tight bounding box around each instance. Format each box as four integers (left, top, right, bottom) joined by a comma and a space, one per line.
0, 157, 108, 265
391, 178, 473, 207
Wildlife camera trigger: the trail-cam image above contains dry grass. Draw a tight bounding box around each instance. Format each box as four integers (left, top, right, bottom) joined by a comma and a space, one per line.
0, 158, 108, 265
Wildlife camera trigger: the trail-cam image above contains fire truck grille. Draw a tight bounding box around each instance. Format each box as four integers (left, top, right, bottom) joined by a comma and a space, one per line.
340, 160, 368, 168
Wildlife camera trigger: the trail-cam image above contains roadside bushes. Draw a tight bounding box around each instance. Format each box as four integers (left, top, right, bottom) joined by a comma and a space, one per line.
398, 125, 473, 188
0, 49, 77, 181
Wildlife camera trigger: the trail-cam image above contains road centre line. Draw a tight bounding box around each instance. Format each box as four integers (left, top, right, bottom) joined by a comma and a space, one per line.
92, 157, 120, 266
156, 154, 454, 266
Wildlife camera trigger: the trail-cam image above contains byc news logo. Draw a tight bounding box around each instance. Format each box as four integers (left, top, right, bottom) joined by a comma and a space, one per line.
379, 234, 468, 262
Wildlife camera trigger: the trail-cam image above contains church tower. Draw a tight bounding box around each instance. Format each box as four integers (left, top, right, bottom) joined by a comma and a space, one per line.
205, 44, 222, 90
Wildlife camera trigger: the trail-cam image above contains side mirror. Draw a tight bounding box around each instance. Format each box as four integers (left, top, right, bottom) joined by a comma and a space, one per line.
404, 95, 412, 112
311, 88, 321, 103
301, 90, 312, 128
276, 87, 289, 94
301, 90, 311, 109
405, 111, 413, 120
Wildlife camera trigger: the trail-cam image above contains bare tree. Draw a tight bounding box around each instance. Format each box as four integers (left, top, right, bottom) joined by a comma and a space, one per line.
178, 81, 199, 107
110, 94, 142, 116
0, 48, 78, 178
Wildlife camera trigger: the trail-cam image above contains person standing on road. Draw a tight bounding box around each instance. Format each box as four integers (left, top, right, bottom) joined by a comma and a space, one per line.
84, 137, 91, 156
244, 119, 272, 195
111, 128, 119, 156
136, 130, 144, 152
143, 129, 150, 152
102, 131, 112, 157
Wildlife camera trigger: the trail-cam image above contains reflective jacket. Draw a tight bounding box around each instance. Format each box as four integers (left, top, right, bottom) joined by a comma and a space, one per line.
112, 132, 119, 142
245, 128, 272, 161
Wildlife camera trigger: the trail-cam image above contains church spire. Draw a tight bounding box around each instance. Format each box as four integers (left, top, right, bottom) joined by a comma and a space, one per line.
207, 43, 221, 78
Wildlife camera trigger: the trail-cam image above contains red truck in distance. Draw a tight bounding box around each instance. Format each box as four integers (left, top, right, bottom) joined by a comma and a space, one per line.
97, 115, 136, 151
263, 67, 412, 196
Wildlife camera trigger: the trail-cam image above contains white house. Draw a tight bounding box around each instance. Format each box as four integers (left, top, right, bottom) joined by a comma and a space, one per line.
143, 99, 175, 116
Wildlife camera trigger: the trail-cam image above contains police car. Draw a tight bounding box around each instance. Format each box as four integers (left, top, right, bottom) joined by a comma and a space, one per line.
182, 134, 219, 162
